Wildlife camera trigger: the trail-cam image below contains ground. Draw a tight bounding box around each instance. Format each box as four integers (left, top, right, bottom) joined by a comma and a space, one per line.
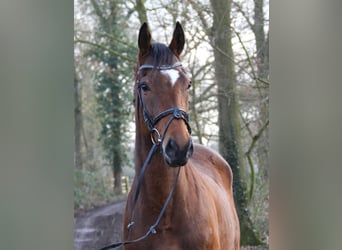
74, 200, 267, 250
74, 200, 126, 250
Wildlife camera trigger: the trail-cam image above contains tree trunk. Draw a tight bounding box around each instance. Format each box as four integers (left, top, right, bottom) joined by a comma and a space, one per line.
253, 0, 268, 80
112, 110, 123, 195
135, 0, 148, 24
110, 64, 123, 195
253, 0, 269, 179
74, 72, 83, 169
113, 149, 122, 195
210, 0, 262, 245
89, 0, 129, 196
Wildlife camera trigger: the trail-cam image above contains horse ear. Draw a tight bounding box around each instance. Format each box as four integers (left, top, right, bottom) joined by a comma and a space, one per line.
138, 22, 152, 57
169, 22, 185, 57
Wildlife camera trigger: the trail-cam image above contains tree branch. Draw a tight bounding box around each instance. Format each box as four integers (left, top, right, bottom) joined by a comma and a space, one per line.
187, 0, 210, 34
244, 119, 269, 200
246, 119, 269, 156
75, 38, 136, 63
90, 0, 105, 25
232, 2, 255, 32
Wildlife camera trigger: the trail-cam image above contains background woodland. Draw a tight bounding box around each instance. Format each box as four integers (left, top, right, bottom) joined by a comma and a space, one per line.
74, 0, 269, 246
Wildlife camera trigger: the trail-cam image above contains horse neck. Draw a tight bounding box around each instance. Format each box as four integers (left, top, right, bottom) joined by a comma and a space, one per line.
134, 122, 184, 203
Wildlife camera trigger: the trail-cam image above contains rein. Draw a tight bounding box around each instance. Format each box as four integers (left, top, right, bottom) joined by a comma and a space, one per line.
98, 61, 191, 250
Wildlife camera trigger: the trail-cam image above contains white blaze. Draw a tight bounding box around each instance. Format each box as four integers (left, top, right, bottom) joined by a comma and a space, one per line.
161, 69, 179, 86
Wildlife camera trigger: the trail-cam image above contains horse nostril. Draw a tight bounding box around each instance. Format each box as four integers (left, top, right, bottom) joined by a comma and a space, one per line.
165, 139, 179, 159
187, 140, 194, 158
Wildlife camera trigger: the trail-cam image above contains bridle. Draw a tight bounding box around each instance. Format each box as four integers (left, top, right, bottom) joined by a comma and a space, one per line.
136, 61, 192, 139
98, 61, 192, 250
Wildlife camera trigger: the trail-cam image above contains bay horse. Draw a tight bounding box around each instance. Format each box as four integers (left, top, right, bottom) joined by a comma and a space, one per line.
123, 22, 240, 250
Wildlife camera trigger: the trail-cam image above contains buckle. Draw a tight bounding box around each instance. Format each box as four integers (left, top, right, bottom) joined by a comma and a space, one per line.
150, 128, 162, 145
173, 109, 183, 119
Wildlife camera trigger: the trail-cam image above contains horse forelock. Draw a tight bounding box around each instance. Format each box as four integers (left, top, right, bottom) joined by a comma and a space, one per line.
139, 43, 177, 66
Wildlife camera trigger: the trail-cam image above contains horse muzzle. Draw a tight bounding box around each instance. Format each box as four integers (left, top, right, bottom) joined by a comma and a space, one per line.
163, 138, 193, 167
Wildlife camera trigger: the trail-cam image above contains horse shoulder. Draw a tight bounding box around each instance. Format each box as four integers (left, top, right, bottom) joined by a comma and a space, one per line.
190, 143, 233, 189
188, 144, 240, 249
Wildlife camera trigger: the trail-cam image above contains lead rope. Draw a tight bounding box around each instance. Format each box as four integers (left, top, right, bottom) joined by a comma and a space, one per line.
99, 168, 181, 250
98, 117, 182, 250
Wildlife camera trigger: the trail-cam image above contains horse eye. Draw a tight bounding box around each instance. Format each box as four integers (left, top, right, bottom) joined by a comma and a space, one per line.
187, 81, 192, 90
139, 83, 150, 92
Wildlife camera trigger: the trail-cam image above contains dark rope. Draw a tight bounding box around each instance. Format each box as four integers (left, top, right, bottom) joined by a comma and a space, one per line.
98, 167, 181, 250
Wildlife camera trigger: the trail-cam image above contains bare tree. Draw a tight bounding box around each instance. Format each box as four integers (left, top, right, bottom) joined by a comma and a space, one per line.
209, 0, 262, 245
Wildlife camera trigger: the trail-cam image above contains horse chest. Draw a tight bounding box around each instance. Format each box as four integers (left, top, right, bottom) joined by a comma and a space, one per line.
151, 228, 212, 250
156, 212, 214, 248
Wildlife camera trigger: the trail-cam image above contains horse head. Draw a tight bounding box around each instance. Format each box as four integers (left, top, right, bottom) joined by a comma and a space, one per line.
135, 22, 193, 167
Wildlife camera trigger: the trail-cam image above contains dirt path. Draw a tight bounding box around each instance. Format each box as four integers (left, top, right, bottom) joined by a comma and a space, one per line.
74, 201, 126, 250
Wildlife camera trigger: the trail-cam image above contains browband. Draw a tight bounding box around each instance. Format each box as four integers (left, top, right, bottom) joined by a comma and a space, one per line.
138, 61, 182, 73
